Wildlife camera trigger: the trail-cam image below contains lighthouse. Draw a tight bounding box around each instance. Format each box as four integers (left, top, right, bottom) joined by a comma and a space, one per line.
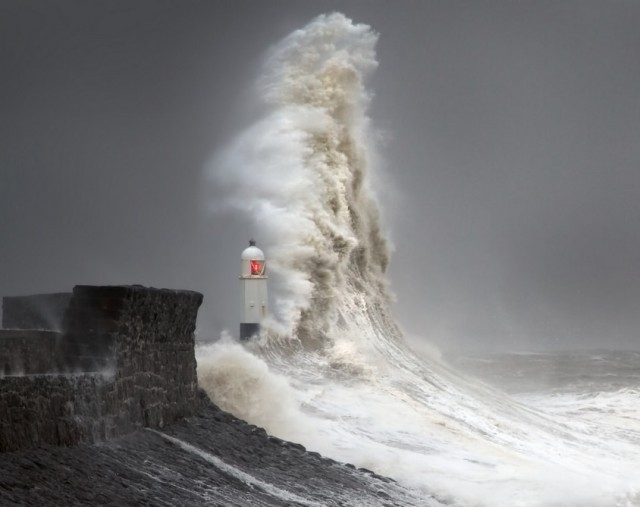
239, 239, 268, 340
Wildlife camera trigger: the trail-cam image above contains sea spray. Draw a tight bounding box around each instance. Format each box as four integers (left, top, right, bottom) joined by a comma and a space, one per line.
196, 336, 316, 444
209, 13, 395, 347
200, 13, 640, 506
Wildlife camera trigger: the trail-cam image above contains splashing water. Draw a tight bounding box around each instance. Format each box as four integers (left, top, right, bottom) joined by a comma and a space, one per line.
202, 13, 640, 506
211, 13, 393, 346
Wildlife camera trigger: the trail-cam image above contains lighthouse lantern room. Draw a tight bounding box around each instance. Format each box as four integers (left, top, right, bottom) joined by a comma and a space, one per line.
239, 239, 268, 340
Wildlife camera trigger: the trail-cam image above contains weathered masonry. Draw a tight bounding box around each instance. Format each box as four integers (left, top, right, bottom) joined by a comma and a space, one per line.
0, 285, 203, 452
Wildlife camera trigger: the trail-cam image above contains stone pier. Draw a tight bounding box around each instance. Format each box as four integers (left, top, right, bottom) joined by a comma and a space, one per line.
0, 285, 203, 452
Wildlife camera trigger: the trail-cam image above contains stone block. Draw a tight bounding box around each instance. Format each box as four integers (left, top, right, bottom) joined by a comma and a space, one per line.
0, 330, 61, 375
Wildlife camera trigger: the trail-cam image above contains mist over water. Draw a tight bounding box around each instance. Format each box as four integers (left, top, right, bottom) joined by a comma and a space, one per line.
201, 13, 640, 506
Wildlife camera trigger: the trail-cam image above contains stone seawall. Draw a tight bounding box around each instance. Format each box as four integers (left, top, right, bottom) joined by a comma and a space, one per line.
0, 330, 60, 375
2, 292, 71, 331
0, 287, 444, 506
0, 285, 203, 453
0, 374, 107, 451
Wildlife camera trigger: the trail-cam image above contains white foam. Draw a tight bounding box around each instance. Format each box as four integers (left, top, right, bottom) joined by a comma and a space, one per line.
203, 12, 640, 506
196, 337, 318, 445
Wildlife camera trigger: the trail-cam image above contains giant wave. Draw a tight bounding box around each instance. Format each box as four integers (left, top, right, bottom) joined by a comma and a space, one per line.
201, 13, 640, 506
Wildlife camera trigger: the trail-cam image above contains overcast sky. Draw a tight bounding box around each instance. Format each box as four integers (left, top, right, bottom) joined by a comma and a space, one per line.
1, 0, 639, 351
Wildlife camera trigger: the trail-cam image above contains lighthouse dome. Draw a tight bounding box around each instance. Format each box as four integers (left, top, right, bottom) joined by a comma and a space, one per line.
241, 239, 265, 261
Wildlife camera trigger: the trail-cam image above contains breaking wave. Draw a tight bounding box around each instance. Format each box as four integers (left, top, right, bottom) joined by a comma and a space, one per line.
201, 13, 640, 506
210, 13, 394, 347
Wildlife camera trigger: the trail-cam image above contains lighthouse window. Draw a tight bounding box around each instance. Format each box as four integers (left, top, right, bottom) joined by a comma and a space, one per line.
250, 260, 265, 275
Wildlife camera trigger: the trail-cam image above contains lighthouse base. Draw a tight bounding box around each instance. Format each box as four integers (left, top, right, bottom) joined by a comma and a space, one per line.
240, 323, 260, 341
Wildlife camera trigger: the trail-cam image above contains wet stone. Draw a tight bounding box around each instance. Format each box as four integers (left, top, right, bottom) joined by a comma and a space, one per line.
0, 285, 445, 505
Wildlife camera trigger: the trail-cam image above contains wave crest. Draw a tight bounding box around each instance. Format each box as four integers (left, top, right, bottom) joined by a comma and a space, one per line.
211, 13, 394, 346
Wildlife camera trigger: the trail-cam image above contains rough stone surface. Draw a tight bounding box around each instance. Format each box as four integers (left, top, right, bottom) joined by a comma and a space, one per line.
0, 330, 61, 375
2, 293, 71, 331
0, 399, 441, 506
0, 285, 204, 452
0, 374, 108, 452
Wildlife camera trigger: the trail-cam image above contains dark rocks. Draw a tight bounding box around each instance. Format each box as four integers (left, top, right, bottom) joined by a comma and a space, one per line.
0, 400, 436, 506
285, 442, 306, 453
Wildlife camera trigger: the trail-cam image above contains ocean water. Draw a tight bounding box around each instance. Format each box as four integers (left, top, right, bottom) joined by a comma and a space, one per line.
199, 13, 640, 506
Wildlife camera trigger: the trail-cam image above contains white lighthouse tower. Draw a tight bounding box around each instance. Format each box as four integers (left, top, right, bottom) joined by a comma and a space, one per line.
239, 239, 268, 340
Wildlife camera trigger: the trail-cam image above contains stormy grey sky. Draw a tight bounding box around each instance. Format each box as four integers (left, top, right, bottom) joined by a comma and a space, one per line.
1, 0, 639, 351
